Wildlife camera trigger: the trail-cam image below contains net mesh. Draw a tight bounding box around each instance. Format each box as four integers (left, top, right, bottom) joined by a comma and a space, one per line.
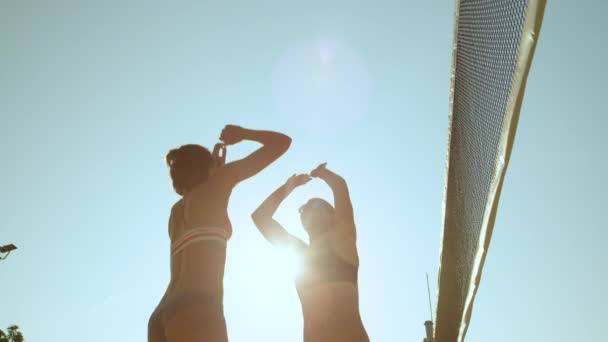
434, 0, 544, 341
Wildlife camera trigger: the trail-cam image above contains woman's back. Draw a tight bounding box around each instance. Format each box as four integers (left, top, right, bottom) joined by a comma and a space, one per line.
149, 126, 291, 342
168, 172, 234, 293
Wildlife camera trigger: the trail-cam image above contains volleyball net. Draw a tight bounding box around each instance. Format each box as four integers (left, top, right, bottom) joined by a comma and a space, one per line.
434, 1, 546, 341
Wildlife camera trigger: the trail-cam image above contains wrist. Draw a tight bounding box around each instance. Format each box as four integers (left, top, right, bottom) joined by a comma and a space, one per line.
314, 170, 328, 179
282, 185, 292, 197
240, 128, 255, 141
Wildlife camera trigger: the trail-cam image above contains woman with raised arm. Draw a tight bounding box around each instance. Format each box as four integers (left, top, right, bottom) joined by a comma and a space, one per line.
148, 125, 291, 342
251, 163, 369, 342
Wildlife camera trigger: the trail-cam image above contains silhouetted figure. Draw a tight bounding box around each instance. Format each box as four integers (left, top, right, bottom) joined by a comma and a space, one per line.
252, 163, 369, 342
149, 125, 291, 342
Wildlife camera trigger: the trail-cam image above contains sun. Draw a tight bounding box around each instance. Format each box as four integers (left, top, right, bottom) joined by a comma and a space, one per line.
273, 244, 304, 279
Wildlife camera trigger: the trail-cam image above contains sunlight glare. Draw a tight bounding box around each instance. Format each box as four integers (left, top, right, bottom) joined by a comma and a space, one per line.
272, 37, 371, 133
274, 244, 304, 279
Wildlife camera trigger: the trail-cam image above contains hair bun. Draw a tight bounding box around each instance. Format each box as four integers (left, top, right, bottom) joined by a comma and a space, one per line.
166, 148, 181, 167
165, 144, 214, 196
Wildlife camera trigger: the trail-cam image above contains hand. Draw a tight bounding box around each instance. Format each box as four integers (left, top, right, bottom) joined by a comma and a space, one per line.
310, 162, 327, 178
285, 174, 312, 192
220, 125, 246, 145
213, 143, 227, 166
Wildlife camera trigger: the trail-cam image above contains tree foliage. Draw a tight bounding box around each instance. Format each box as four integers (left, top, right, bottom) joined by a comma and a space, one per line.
0, 325, 24, 342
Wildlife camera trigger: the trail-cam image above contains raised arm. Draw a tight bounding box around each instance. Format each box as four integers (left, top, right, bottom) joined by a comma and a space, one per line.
251, 175, 310, 251
311, 163, 356, 238
219, 125, 291, 185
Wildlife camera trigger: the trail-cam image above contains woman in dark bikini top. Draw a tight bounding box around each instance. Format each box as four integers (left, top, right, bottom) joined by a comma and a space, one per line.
252, 163, 369, 342
148, 125, 291, 342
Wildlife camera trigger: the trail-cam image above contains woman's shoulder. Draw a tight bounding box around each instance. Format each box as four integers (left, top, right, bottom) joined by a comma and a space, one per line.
328, 232, 359, 264
188, 173, 233, 200
168, 199, 184, 239
170, 198, 184, 215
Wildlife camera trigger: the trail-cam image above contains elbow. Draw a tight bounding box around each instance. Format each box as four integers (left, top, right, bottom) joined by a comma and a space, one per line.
251, 212, 261, 226
336, 174, 346, 184
332, 174, 347, 188
251, 214, 273, 236
251, 212, 267, 227
279, 134, 292, 152
264, 133, 291, 158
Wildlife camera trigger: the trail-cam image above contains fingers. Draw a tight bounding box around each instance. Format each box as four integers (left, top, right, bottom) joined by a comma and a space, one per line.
219, 125, 242, 145
220, 127, 232, 142
219, 125, 229, 139
213, 143, 224, 155
213, 143, 227, 166
310, 163, 327, 177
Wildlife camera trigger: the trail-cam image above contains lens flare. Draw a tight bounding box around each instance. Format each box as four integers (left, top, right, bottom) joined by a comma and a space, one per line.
272, 37, 371, 133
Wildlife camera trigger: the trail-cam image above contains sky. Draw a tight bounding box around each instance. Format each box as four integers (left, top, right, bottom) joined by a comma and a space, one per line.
0, 1, 606, 341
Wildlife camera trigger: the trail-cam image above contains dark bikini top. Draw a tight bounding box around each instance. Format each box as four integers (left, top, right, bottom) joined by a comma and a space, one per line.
295, 248, 358, 290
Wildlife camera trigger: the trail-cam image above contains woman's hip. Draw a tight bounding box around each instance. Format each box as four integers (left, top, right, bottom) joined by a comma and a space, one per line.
149, 291, 227, 342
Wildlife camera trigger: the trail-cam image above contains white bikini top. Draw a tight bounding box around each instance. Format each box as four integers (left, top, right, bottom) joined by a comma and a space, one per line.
170, 226, 231, 256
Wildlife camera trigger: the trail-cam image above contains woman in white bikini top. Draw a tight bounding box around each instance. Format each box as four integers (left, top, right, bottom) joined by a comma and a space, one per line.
148, 124, 291, 342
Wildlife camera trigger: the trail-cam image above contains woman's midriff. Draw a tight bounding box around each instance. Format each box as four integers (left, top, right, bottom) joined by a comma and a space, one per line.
299, 282, 369, 342
150, 242, 229, 341
172, 241, 227, 294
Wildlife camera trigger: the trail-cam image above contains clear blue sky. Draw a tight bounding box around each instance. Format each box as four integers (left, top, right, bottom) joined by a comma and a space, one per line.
1, 1, 606, 341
